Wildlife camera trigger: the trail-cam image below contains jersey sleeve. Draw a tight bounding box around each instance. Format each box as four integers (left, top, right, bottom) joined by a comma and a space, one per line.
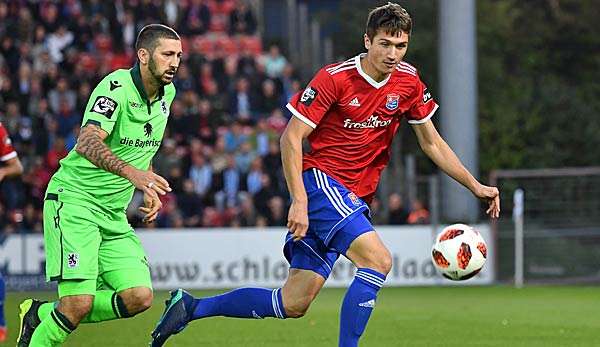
405, 75, 439, 124
81, 75, 123, 135
0, 125, 17, 162
285, 68, 337, 128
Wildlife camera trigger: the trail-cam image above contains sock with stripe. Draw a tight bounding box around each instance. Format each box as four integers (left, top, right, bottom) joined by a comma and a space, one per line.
339, 268, 386, 347
0, 275, 5, 327
192, 287, 287, 320
37, 291, 130, 324
29, 308, 75, 347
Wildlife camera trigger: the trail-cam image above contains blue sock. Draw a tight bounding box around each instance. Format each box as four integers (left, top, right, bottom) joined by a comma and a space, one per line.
192, 287, 287, 320
339, 268, 386, 347
0, 274, 5, 327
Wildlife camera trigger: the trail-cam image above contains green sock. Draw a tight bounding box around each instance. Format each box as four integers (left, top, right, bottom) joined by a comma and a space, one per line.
37, 302, 56, 321
30, 309, 74, 347
38, 291, 128, 324
82, 290, 129, 322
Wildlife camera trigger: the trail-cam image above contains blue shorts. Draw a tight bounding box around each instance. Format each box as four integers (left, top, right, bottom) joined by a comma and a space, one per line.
283, 168, 373, 279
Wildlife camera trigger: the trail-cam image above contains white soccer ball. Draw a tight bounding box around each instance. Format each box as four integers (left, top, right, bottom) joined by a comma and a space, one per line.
431, 223, 487, 281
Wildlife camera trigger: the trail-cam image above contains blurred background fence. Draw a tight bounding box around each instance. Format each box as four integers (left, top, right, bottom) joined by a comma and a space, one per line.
491, 167, 600, 285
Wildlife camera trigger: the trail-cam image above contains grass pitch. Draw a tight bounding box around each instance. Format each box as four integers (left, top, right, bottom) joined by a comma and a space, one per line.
2, 286, 598, 346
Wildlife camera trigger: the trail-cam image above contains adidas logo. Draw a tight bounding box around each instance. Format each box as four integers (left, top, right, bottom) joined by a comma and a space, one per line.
349, 97, 360, 107
252, 310, 263, 319
358, 299, 376, 308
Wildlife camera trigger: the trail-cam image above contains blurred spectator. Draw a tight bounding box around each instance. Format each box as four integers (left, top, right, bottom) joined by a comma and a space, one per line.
215, 154, 241, 209
266, 109, 288, 134
173, 64, 197, 93
48, 77, 76, 115
255, 79, 282, 117
229, 0, 257, 35
182, 0, 211, 35
261, 45, 288, 79
46, 25, 74, 63
388, 193, 409, 225
229, 77, 255, 121
253, 173, 277, 217
246, 157, 264, 194
266, 196, 286, 226
368, 197, 387, 226
235, 141, 256, 174
252, 119, 276, 157
45, 137, 68, 173
178, 179, 204, 227
189, 154, 213, 199
153, 139, 181, 178
223, 121, 248, 152
55, 100, 80, 138
407, 200, 430, 225
238, 193, 257, 226
210, 136, 229, 174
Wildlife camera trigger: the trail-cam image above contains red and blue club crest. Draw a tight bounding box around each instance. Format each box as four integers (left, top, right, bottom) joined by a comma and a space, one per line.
385, 94, 399, 110
348, 192, 361, 206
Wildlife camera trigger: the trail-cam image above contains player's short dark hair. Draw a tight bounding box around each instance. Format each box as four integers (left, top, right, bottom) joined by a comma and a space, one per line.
135, 24, 180, 53
366, 2, 412, 41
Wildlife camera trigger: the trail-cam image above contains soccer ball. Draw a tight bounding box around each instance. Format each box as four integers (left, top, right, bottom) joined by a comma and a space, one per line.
431, 224, 487, 281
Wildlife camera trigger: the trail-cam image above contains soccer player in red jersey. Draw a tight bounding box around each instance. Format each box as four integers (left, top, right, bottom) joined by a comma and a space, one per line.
0, 121, 24, 342
151, 4, 500, 347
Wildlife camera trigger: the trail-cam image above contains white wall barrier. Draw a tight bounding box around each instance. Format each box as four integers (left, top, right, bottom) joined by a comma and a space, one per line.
1, 225, 494, 290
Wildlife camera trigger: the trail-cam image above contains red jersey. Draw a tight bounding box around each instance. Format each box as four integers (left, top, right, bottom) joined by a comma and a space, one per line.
286, 54, 438, 203
0, 123, 17, 162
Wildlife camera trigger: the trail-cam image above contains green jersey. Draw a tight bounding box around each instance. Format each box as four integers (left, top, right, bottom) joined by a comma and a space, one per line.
48, 64, 176, 212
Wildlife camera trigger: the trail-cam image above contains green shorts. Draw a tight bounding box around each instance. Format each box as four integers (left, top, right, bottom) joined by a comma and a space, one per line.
43, 193, 151, 297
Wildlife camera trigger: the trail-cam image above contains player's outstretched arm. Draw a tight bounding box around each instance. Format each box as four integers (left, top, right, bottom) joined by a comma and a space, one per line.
280, 117, 314, 240
411, 120, 500, 218
75, 123, 171, 195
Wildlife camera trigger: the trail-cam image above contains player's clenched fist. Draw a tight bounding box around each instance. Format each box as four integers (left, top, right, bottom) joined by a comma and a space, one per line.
287, 200, 309, 241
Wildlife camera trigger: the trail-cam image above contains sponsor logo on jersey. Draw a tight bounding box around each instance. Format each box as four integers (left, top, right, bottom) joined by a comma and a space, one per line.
110, 80, 122, 91
385, 94, 399, 110
144, 122, 153, 137
119, 137, 162, 149
348, 192, 361, 206
67, 253, 79, 268
343, 115, 392, 129
90, 96, 118, 119
300, 86, 318, 106
423, 88, 432, 104
349, 97, 360, 107
358, 299, 375, 308
129, 101, 144, 109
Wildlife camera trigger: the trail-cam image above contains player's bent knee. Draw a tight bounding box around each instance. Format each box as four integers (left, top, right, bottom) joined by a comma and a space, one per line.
118, 287, 153, 315
378, 251, 393, 275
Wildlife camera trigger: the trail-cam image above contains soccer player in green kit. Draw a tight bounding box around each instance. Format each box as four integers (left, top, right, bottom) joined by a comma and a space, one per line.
16, 24, 182, 347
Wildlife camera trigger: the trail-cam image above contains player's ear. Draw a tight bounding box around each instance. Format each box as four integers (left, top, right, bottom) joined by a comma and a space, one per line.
137, 48, 149, 65
364, 34, 371, 50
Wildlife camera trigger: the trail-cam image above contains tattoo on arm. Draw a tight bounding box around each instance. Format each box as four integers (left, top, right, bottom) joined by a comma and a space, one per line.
75, 124, 130, 177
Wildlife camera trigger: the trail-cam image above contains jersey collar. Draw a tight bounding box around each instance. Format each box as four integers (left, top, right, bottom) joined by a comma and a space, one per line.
130, 63, 165, 102
355, 53, 391, 89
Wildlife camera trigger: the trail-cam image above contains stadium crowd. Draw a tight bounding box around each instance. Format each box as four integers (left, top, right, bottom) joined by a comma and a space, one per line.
0, 0, 428, 234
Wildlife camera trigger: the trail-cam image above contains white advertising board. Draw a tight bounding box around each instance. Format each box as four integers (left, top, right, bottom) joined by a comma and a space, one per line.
1, 225, 494, 290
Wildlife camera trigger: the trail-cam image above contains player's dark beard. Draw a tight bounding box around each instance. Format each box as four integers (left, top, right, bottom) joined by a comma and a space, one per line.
148, 56, 173, 86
